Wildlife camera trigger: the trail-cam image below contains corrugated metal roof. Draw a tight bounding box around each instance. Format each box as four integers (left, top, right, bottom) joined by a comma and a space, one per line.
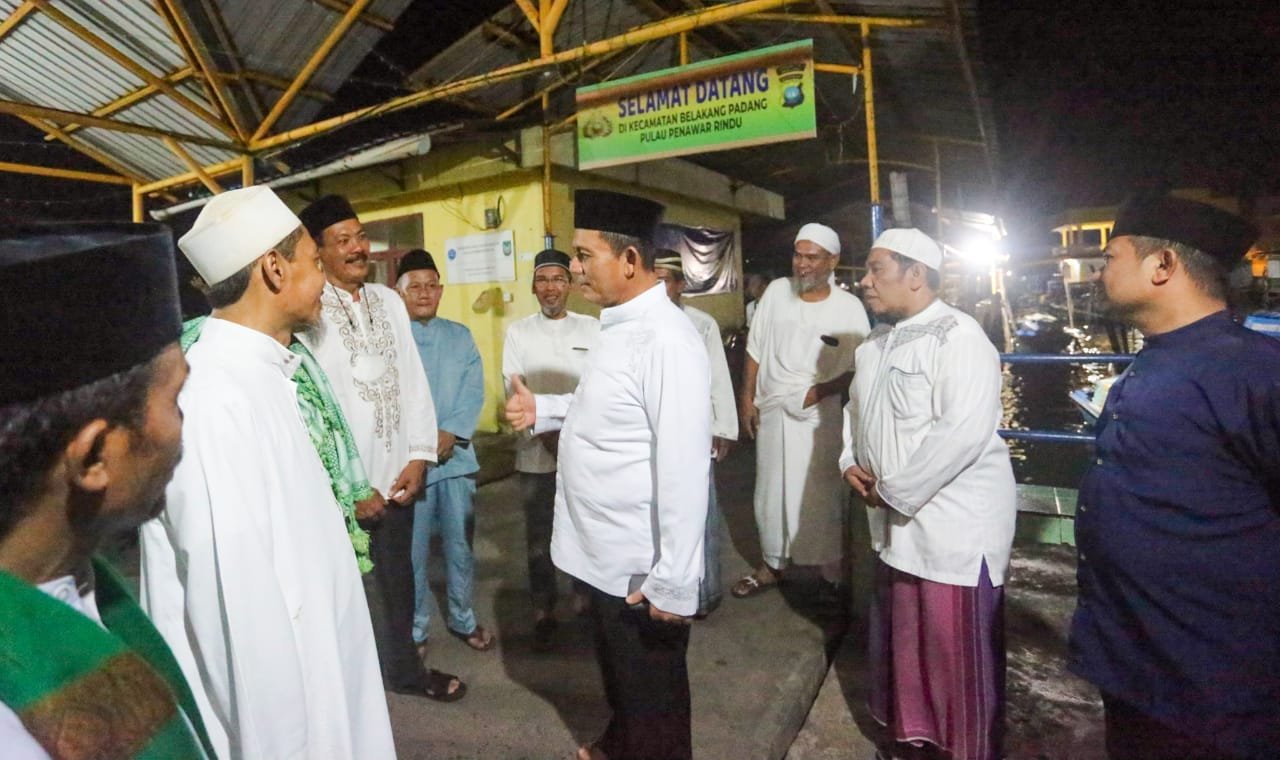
408, 0, 997, 206
0, 0, 412, 184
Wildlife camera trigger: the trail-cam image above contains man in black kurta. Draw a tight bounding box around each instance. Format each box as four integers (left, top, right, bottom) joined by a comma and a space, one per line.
1068, 195, 1280, 760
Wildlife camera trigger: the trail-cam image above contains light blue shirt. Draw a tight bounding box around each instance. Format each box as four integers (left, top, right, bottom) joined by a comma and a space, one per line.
410, 317, 484, 484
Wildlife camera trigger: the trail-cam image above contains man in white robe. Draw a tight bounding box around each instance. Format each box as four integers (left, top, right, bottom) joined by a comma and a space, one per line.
734, 223, 870, 599
506, 190, 710, 760
655, 252, 737, 616
140, 186, 395, 759
502, 248, 600, 649
295, 195, 458, 700
840, 228, 1015, 760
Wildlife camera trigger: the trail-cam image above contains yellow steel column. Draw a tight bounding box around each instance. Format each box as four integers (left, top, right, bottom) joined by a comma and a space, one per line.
241, 155, 254, 187
860, 22, 880, 206
540, 1, 553, 241
131, 183, 144, 222
679, 32, 689, 65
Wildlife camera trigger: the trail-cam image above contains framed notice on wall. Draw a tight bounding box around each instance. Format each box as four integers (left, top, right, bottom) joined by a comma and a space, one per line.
443, 230, 516, 284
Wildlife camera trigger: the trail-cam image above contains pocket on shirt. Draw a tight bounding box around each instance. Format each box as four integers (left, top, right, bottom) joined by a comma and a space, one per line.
886, 367, 930, 420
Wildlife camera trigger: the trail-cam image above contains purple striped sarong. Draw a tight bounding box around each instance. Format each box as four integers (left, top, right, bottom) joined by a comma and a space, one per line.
868, 558, 1005, 760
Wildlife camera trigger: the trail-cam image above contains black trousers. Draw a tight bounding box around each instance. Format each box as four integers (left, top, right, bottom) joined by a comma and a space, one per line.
361, 502, 428, 691
1103, 695, 1242, 760
521, 472, 559, 614
589, 588, 692, 760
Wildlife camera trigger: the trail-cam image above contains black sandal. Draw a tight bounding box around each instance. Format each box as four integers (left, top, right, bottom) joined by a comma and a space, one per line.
423, 668, 467, 702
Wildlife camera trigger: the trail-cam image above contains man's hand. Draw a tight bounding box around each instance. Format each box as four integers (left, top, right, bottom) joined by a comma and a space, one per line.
624, 589, 692, 626
843, 464, 878, 503
437, 430, 457, 464
505, 374, 536, 432
803, 385, 820, 409
739, 399, 760, 440
712, 436, 733, 462
388, 459, 427, 506
354, 489, 387, 521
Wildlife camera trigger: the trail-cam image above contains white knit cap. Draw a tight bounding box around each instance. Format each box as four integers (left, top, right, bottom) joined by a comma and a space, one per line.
794, 223, 841, 256
872, 228, 943, 270
179, 186, 302, 285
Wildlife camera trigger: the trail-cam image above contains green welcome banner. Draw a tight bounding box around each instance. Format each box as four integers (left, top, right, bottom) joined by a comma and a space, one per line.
576, 39, 817, 170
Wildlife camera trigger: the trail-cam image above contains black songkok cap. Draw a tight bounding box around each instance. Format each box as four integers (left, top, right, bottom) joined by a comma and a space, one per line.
574, 189, 664, 241
1111, 194, 1258, 266
1, 223, 181, 405
399, 249, 437, 275
299, 194, 358, 240
533, 248, 571, 272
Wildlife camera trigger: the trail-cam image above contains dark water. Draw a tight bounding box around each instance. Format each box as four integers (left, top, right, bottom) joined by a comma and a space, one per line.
1001, 324, 1136, 489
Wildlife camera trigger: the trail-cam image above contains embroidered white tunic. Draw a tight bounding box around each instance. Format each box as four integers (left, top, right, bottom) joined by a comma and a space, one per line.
139, 318, 394, 760
501, 310, 600, 474
533, 284, 711, 616
299, 282, 437, 493
747, 278, 870, 566
682, 304, 738, 442
839, 299, 1016, 587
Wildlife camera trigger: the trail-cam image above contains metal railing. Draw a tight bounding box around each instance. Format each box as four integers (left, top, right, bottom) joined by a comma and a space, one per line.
997, 352, 1135, 444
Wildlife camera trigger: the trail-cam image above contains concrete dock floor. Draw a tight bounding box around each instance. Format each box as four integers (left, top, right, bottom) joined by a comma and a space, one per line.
399, 445, 1105, 760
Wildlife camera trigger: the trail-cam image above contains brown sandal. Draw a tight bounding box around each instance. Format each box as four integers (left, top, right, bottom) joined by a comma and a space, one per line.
449, 624, 496, 651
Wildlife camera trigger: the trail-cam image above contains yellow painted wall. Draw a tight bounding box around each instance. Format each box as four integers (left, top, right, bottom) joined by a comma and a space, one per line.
282, 139, 746, 432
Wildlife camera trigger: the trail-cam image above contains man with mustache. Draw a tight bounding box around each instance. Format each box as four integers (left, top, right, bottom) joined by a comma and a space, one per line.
501, 248, 599, 650
140, 187, 394, 758
734, 223, 870, 602
296, 195, 463, 701
840, 228, 1015, 760
0, 222, 213, 760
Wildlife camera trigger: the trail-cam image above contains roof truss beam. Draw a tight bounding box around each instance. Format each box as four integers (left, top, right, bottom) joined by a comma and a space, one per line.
0, 98, 237, 150
251, 0, 376, 140
31, 0, 241, 143
45, 67, 196, 141
310, 0, 395, 31
153, 0, 250, 141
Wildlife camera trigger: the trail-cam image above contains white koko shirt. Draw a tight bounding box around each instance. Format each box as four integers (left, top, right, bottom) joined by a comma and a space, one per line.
299, 282, 437, 493
840, 299, 1017, 587
501, 310, 600, 474
534, 284, 711, 616
681, 303, 738, 442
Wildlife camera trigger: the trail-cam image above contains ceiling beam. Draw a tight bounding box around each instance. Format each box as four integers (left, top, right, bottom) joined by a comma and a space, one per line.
0, 99, 238, 150
512, 0, 540, 32
194, 0, 267, 123
153, 0, 249, 141
251, 0, 801, 153
0, 160, 132, 185
310, 0, 394, 32
163, 136, 224, 194
0, 1, 39, 45
735, 13, 938, 28
32, 0, 240, 143
251, 0, 375, 140
228, 70, 333, 103
46, 67, 196, 141
481, 21, 540, 56
17, 115, 148, 183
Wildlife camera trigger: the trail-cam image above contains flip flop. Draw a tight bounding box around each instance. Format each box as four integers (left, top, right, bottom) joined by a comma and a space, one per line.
731, 572, 778, 598
423, 668, 466, 702
449, 624, 496, 651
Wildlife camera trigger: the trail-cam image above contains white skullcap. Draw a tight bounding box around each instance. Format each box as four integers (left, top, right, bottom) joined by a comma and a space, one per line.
179, 186, 302, 285
872, 228, 943, 270
794, 223, 841, 256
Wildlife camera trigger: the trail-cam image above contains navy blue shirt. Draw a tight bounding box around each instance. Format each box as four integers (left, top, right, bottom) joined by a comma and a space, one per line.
1069, 311, 1280, 758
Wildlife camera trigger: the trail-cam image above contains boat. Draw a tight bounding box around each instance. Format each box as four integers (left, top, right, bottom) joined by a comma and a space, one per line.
1013, 312, 1073, 353
1068, 375, 1119, 428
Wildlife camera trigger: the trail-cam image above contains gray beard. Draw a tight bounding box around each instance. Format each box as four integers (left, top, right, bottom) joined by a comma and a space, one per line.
792, 274, 827, 295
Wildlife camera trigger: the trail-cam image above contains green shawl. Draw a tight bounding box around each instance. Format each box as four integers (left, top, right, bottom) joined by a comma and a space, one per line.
0, 558, 215, 759
181, 317, 373, 572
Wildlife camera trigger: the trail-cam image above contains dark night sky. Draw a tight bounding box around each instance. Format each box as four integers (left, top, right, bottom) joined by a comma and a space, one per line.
977, 0, 1280, 243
